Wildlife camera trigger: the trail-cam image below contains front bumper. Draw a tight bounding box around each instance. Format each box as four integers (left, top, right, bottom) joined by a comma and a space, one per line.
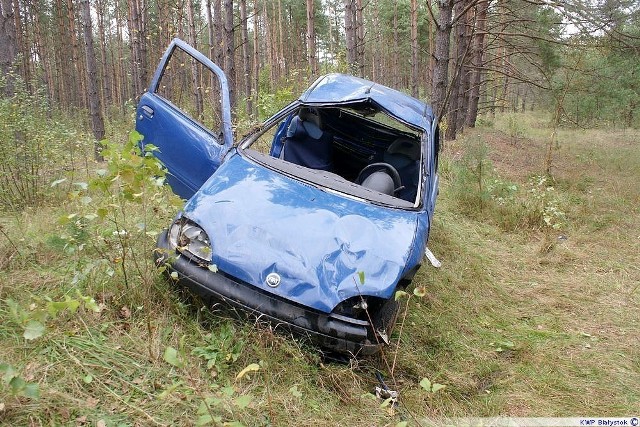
154, 230, 382, 356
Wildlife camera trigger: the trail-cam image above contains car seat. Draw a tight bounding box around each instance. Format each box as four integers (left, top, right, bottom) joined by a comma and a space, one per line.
383, 138, 420, 201
282, 108, 333, 170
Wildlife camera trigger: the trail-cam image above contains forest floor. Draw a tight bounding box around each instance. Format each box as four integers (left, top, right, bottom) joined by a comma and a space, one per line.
1, 112, 638, 425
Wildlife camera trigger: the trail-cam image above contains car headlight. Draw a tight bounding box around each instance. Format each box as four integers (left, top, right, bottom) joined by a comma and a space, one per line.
168, 217, 212, 263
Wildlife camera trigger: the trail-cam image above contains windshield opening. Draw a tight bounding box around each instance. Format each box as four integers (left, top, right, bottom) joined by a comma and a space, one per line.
241, 105, 425, 209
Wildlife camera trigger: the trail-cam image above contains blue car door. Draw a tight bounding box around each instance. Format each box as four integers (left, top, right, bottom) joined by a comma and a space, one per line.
135, 38, 234, 199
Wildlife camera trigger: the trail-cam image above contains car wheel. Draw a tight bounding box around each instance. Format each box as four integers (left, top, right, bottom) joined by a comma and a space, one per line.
372, 296, 401, 345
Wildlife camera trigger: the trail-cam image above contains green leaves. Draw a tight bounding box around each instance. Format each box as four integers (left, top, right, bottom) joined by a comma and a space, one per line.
420, 377, 446, 394
394, 290, 408, 301
23, 320, 45, 341
288, 384, 303, 398
163, 346, 184, 368
0, 363, 40, 400
6, 292, 102, 342
357, 271, 365, 285
413, 286, 427, 298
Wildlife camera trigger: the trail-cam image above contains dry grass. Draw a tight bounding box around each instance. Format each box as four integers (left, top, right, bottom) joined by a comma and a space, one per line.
1, 112, 638, 425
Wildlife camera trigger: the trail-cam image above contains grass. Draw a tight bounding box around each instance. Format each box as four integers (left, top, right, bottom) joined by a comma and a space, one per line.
1, 111, 639, 425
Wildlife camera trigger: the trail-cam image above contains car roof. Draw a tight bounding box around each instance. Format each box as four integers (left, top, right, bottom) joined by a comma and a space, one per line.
299, 73, 435, 132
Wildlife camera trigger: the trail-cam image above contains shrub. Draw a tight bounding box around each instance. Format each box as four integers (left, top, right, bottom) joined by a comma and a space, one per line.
0, 75, 93, 210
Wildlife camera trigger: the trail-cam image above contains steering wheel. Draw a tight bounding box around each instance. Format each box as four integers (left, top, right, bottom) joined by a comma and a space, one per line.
356, 162, 404, 194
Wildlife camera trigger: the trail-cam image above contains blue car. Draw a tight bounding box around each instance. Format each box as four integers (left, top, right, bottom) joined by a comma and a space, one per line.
136, 39, 440, 356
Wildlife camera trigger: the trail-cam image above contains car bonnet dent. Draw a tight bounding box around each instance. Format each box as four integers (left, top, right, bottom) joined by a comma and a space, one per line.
182, 154, 419, 313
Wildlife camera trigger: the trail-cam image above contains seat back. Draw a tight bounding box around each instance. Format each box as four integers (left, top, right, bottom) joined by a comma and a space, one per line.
383, 138, 420, 201
282, 114, 333, 170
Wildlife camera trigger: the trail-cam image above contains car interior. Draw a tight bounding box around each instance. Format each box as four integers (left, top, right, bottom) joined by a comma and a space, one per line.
245, 105, 423, 205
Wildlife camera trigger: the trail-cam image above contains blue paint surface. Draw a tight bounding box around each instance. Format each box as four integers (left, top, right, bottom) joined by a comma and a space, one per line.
183, 154, 420, 312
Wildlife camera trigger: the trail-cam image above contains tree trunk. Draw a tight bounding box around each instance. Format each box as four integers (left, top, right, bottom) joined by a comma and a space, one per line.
355, 0, 364, 77
371, 0, 381, 81
33, 1, 54, 103
455, 4, 473, 134
67, 0, 86, 108
410, 0, 418, 97
223, 0, 236, 113
214, 0, 224, 66
206, 0, 215, 58
186, 0, 203, 121
127, 0, 144, 98
262, 0, 275, 84
276, 0, 284, 76
13, 0, 31, 90
466, 0, 488, 128
80, 0, 105, 161
252, 0, 260, 116
446, 0, 468, 140
53, 0, 71, 107
240, 0, 252, 116
114, 0, 127, 109
306, 0, 317, 76
0, 0, 18, 95
95, 0, 111, 108
431, 0, 454, 121
344, 0, 357, 73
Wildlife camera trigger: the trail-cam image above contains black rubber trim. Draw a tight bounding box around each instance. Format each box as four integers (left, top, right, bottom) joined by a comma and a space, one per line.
155, 230, 382, 356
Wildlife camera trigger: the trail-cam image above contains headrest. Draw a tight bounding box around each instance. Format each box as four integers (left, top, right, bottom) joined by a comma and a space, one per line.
386, 138, 420, 160
286, 114, 323, 140
299, 107, 322, 128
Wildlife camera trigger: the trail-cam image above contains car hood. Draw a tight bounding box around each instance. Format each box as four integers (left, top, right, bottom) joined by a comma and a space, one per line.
182, 153, 419, 313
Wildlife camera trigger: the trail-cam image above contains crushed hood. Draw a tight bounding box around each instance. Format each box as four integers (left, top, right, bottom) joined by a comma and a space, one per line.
182, 154, 419, 313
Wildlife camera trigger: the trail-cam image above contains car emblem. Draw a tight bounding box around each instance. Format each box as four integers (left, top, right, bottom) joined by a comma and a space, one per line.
265, 273, 281, 288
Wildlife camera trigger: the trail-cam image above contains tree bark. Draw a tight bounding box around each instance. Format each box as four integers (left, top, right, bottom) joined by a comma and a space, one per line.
393, 0, 399, 87
205, 0, 215, 59
306, 0, 317, 76
371, 0, 381, 81
252, 0, 260, 116
446, 0, 469, 140
127, 0, 146, 99
223, 0, 236, 113
95, 0, 110, 108
80, 0, 105, 161
344, 0, 357, 73
276, 0, 284, 76
0, 0, 18, 95
186, 0, 203, 121
431, 0, 454, 121
240, 0, 252, 115
214, 0, 223, 66
466, 0, 488, 128
355, 0, 364, 77
33, 1, 54, 103
67, 0, 86, 108
410, 0, 419, 97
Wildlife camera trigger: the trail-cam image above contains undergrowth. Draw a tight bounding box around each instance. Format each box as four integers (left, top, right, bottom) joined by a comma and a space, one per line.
445, 135, 567, 232
1, 110, 638, 424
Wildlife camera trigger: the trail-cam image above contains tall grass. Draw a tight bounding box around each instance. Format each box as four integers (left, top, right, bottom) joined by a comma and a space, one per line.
1, 110, 638, 424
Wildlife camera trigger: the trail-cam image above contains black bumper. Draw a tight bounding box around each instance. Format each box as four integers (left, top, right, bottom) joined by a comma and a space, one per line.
154, 231, 381, 356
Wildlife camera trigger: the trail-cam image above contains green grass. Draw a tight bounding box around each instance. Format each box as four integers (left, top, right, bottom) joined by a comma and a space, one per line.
1, 113, 639, 425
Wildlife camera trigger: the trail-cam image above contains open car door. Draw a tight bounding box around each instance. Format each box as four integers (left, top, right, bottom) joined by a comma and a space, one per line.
135, 39, 233, 199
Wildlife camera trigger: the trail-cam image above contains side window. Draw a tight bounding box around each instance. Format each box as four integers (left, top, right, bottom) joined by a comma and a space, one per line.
155, 46, 223, 138
250, 124, 281, 156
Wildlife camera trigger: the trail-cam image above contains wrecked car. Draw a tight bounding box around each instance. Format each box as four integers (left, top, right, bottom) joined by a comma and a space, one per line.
136, 38, 440, 356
